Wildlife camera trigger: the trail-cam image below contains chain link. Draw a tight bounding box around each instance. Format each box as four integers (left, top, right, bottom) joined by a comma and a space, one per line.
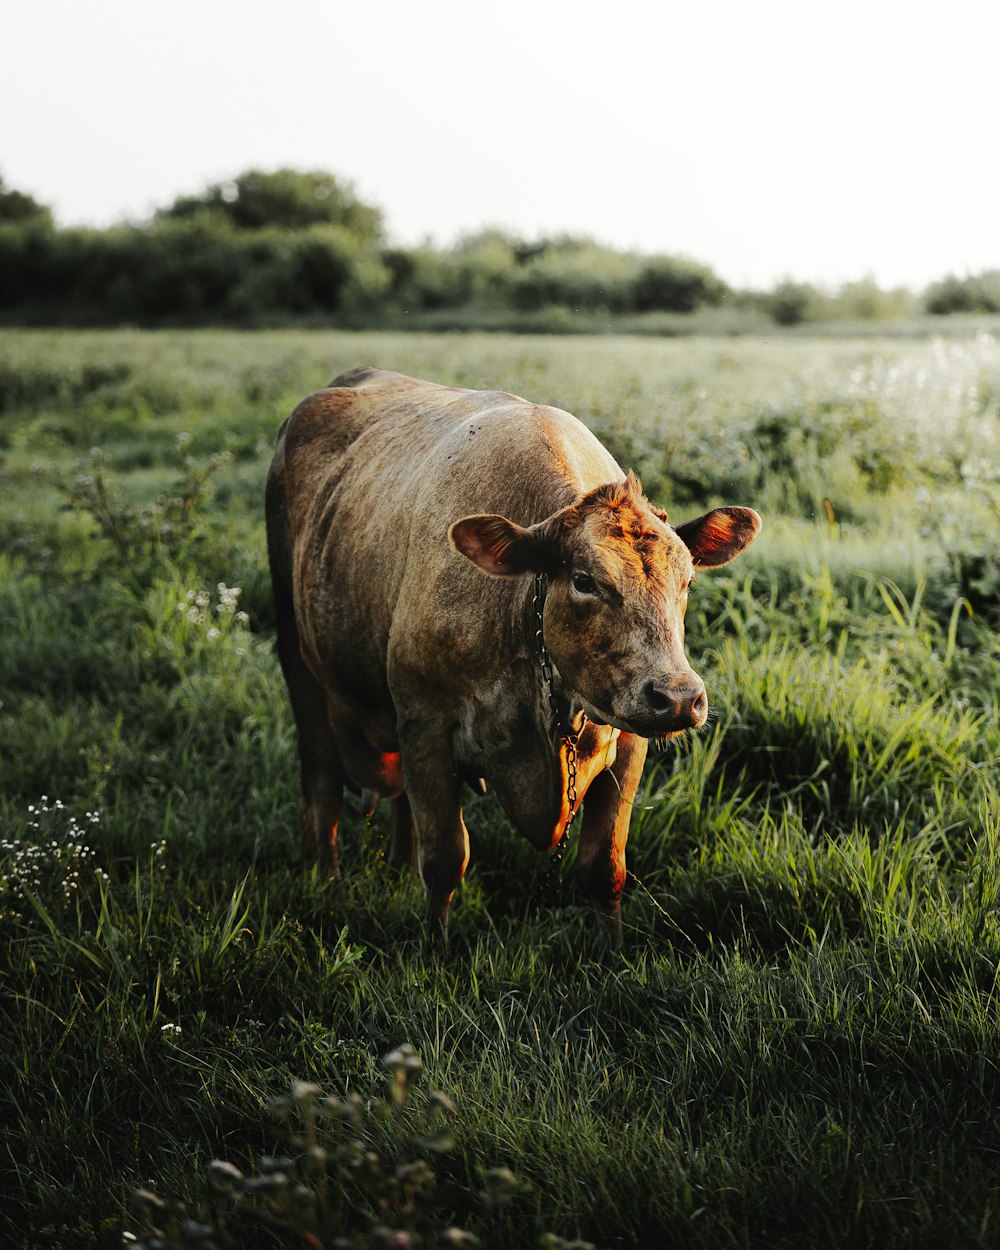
533, 573, 586, 893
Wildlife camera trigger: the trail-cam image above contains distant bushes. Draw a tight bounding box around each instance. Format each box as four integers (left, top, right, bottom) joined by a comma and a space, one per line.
0, 216, 733, 326
0, 169, 393, 326
0, 218, 392, 325
761, 279, 919, 326
0, 167, 996, 328
924, 271, 1000, 315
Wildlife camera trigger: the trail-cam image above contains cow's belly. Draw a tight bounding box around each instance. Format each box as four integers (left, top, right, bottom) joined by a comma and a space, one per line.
321, 682, 404, 795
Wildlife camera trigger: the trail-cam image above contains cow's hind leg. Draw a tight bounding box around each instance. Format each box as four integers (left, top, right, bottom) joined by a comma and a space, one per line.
577, 732, 648, 944
267, 460, 345, 876
300, 714, 346, 877
280, 627, 345, 876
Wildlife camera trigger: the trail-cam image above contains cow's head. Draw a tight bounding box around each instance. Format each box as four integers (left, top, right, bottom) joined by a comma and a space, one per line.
449, 472, 760, 739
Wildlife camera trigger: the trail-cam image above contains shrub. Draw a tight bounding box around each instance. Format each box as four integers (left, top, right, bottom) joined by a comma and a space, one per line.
0, 174, 52, 226
510, 240, 640, 313
156, 168, 385, 244
765, 280, 819, 326
925, 270, 1000, 315
64, 442, 233, 587
124, 1046, 588, 1250
630, 254, 728, 312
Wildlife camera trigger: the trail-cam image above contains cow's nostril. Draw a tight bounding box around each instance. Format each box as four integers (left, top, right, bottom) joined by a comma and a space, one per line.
647, 678, 706, 724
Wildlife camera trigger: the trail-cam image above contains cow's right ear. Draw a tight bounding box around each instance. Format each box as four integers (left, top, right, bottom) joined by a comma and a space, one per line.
449, 514, 539, 577
674, 506, 761, 569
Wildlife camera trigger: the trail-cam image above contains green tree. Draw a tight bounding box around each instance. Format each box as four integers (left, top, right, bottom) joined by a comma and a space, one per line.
0, 175, 52, 226
925, 271, 1000, 315
511, 238, 641, 312
450, 230, 521, 305
383, 245, 470, 311
766, 280, 818, 326
156, 168, 383, 243
630, 254, 728, 312
835, 277, 915, 322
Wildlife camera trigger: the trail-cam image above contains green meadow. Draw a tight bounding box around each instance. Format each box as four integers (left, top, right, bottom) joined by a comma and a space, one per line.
2, 328, 1000, 1248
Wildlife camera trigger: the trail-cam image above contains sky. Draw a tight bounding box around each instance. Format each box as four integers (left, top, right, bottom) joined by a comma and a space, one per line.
3, 0, 998, 291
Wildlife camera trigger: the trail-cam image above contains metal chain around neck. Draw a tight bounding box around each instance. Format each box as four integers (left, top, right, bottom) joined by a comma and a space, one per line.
532, 573, 586, 885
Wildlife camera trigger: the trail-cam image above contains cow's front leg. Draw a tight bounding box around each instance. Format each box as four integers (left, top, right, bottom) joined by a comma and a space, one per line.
397, 723, 469, 945
577, 731, 648, 944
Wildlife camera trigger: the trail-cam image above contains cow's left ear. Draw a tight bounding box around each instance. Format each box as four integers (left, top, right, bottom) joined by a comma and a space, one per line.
449, 514, 540, 577
673, 507, 762, 569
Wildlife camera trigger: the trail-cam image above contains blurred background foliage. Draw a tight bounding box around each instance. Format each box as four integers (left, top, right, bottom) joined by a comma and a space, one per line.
2, 167, 997, 331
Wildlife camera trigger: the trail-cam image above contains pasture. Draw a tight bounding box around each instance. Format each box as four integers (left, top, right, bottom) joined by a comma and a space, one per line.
1, 328, 999, 1248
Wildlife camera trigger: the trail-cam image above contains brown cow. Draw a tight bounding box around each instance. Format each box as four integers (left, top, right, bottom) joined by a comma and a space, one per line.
266, 367, 760, 943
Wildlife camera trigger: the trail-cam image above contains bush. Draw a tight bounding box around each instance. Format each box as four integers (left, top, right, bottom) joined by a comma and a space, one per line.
0, 174, 52, 226
510, 240, 640, 313
383, 246, 471, 312
156, 168, 384, 244
1, 165, 994, 330
925, 271, 1000, 315
125, 1045, 588, 1250
0, 217, 393, 325
765, 280, 819, 326
630, 254, 728, 312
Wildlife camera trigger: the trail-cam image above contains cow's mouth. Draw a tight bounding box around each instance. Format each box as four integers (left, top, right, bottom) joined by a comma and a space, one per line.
579, 697, 704, 741
577, 698, 670, 739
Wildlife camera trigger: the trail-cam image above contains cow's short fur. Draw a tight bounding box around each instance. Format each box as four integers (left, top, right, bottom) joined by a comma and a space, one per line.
266, 367, 760, 942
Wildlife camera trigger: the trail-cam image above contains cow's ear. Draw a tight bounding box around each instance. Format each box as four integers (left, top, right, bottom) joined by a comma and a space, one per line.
449, 514, 539, 577
674, 507, 761, 569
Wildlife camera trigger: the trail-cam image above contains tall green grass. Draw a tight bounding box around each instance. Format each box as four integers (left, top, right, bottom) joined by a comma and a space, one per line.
1, 329, 999, 1248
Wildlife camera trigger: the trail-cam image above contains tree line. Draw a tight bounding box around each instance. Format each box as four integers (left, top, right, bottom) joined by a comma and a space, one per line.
1, 169, 996, 328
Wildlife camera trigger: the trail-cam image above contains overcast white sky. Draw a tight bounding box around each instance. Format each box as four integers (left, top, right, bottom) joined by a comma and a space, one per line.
3, 0, 998, 290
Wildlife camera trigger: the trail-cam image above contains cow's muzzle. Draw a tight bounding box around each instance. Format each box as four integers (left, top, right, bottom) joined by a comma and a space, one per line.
643, 676, 708, 732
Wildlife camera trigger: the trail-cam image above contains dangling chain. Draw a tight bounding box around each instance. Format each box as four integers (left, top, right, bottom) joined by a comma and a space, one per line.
533, 573, 586, 878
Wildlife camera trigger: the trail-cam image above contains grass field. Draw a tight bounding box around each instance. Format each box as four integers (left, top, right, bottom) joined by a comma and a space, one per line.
2, 328, 999, 1249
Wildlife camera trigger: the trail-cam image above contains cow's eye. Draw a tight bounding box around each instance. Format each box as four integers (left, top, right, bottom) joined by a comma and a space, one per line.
572, 571, 598, 595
